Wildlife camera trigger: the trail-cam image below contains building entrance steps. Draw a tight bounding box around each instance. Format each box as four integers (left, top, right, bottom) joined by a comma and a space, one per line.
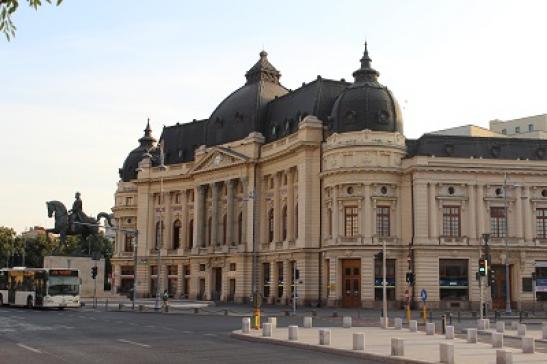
233, 325, 547, 364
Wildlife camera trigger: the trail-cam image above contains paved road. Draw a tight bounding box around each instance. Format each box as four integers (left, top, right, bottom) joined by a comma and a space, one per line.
0, 307, 382, 363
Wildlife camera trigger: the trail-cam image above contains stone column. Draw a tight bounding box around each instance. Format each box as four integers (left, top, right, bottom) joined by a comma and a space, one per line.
194, 185, 205, 247
211, 182, 219, 246
164, 191, 172, 249
414, 181, 429, 241
273, 172, 281, 243
287, 168, 295, 241
429, 183, 437, 238
148, 194, 155, 251
363, 184, 372, 241
226, 179, 235, 245
515, 187, 523, 240
332, 186, 339, 240
241, 177, 249, 245
282, 260, 290, 303
181, 190, 188, 249
524, 187, 533, 241
269, 260, 276, 301
468, 184, 477, 240
476, 185, 485, 236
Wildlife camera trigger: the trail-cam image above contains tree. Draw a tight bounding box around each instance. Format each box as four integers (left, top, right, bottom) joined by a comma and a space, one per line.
0, 226, 16, 267
0, 0, 63, 40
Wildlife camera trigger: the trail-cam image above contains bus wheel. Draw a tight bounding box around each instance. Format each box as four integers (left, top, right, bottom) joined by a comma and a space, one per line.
27, 297, 34, 309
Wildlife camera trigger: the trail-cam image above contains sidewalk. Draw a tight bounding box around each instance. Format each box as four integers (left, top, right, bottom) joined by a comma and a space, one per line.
233, 323, 547, 364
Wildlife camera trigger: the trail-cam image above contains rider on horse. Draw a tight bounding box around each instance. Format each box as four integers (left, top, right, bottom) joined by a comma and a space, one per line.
69, 192, 88, 231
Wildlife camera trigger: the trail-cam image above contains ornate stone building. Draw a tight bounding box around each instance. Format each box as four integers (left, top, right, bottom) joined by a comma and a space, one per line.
111, 45, 547, 310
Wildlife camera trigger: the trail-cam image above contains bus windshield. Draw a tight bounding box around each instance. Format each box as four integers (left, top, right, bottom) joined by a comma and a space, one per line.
47, 275, 79, 296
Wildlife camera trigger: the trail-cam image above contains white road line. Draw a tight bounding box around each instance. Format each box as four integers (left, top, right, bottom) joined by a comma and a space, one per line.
16, 343, 42, 354
203, 333, 217, 337
117, 339, 151, 348
182, 330, 193, 334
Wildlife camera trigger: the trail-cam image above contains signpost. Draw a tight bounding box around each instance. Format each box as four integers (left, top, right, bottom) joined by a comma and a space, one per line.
420, 288, 428, 321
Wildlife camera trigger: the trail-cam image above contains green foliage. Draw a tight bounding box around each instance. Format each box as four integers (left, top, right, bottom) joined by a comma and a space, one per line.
0, 226, 16, 267
0, 0, 63, 41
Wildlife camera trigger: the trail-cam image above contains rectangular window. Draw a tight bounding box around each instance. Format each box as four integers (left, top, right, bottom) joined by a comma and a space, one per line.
374, 258, 396, 301
229, 263, 236, 271
124, 235, 134, 252
199, 264, 206, 272
125, 197, 133, 205
442, 206, 461, 237
263, 263, 271, 298
490, 207, 507, 238
537, 208, 547, 239
515, 126, 521, 134
121, 266, 134, 276
439, 259, 468, 300
376, 206, 390, 237
277, 262, 284, 298
501, 129, 507, 135
344, 206, 359, 237
529, 124, 534, 132
150, 265, 158, 276
183, 265, 190, 276
167, 265, 178, 276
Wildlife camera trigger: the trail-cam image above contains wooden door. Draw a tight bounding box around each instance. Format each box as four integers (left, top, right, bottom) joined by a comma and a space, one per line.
491, 264, 512, 309
342, 259, 361, 308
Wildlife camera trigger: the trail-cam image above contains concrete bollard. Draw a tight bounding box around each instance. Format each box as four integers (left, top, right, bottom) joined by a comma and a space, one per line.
439, 342, 454, 364
303, 316, 313, 328
409, 320, 418, 332
496, 349, 513, 364
496, 321, 505, 333
492, 332, 504, 348
394, 317, 403, 330
391, 337, 404, 356
467, 328, 478, 343
242, 317, 251, 334
319, 329, 331, 345
445, 325, 455, 339
426, 322, 435, 335
353, 332, 365, 351
517, 324, 526, 337
380, 317, 388, 328
522, 337, 535, 353
478, 318, 489, 330
194, 307, 200, 314
138, 304, 145, 311
267, 317, 277, 330
343, 316, 352, 328
542, 323, 547, 340
262, 323, 272, 337
118, 303, 124, 311
288, 325, 298, 341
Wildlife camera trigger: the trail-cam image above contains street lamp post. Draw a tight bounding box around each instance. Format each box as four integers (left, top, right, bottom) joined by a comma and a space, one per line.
154, 151, 167, 312
382, 238, 388, 328
503, 173, 511, 314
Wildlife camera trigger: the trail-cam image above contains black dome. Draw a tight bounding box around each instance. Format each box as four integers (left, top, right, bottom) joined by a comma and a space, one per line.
329, 44, 403, 134
206, 51, 288, 146
119, 121, 156, 182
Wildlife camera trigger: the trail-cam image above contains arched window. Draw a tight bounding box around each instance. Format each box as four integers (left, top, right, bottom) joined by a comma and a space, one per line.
172, 219, 181, 250
327, 209, 332, 237
155, 221, 164, 250
294, 204, 299, 239
207, 216, 212, 246
222, 214, 227, 245
268, 208, 274, 243
282, 205, 287, 241
188, 219, 194, 249
237, 212, 243, 244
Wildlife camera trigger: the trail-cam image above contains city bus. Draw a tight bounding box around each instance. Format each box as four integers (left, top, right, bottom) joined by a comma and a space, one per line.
0, 267, 81, 309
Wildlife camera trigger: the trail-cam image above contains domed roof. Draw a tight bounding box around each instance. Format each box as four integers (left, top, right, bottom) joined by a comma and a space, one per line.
329, 43, 403, 134
119, 120, 156, 182
206, 51, 288, 146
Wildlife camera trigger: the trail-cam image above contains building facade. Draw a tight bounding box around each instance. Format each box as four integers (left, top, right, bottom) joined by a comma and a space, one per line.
111, 45, 547, 310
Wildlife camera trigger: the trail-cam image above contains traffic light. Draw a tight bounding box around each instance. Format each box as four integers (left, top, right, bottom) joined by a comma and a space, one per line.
489, 268, 496, 286
405, 272, 415, 285
91, 266, 98, 279
478, 257, 487, 276
374, 251, 384, 261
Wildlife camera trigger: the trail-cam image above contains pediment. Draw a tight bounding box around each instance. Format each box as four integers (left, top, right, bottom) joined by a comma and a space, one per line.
190, 147, 249, 173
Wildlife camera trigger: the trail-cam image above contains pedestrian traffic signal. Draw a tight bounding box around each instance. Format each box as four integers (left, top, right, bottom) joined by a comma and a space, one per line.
91, 266, 98, 279
478, 257, 487, 276
405, 272, 415, 285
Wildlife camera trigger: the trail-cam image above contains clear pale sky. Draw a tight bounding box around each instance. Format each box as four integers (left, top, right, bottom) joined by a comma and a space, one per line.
1, 0, 545, 233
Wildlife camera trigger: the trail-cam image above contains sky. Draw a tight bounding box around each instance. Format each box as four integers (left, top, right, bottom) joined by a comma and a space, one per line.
1, 0, 546, 233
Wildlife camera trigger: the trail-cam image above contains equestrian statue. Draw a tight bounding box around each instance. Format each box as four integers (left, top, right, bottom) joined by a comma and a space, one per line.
46, 192, 113, 247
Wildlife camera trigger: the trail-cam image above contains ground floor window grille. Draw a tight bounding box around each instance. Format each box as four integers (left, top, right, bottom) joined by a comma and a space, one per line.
536, 208, 547, 239
374, 258, 396, 301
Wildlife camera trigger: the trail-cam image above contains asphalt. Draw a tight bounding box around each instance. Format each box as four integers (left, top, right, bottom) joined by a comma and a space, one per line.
0, 307, 383, 364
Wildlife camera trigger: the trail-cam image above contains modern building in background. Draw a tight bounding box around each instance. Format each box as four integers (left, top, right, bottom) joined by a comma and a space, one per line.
111, 45, 547, 310
21, 226, 54, 240
490, 114, 547, 139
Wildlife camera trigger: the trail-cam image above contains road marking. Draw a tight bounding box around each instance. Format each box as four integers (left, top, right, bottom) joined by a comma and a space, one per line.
16, 343, 42, 353
182, 330, 193, 334
203, 333, 217, 337
117, 339, 151, 348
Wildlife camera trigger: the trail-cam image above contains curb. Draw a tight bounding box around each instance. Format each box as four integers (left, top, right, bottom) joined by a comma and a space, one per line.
231, 331, 433, 364
477, 329, 547, 344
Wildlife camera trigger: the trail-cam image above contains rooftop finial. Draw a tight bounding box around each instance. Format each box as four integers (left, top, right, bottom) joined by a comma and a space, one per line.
139, 118, 156, 147
245, 50, 281, 85
353, 42, 379, 83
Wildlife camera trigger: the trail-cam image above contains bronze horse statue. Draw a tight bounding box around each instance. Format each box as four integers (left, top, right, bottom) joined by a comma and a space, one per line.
46, 200, 113, 245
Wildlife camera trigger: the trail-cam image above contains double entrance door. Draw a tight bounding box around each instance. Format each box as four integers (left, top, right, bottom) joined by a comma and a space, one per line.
342, 259, 361, 308
491, 264, 512, 309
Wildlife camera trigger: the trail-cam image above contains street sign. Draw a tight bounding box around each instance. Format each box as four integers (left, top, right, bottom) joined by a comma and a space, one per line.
420, 288, 428, 302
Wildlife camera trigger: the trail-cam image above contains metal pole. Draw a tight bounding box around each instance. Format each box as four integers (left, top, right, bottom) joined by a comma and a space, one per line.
382, 239, 387, 327
504, 173, 511, 314
155, 175, 163, 312
93, 259, 97, 309
479, 236, 484, 320
293, 262, 296, 314
132, 231, 138, 310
